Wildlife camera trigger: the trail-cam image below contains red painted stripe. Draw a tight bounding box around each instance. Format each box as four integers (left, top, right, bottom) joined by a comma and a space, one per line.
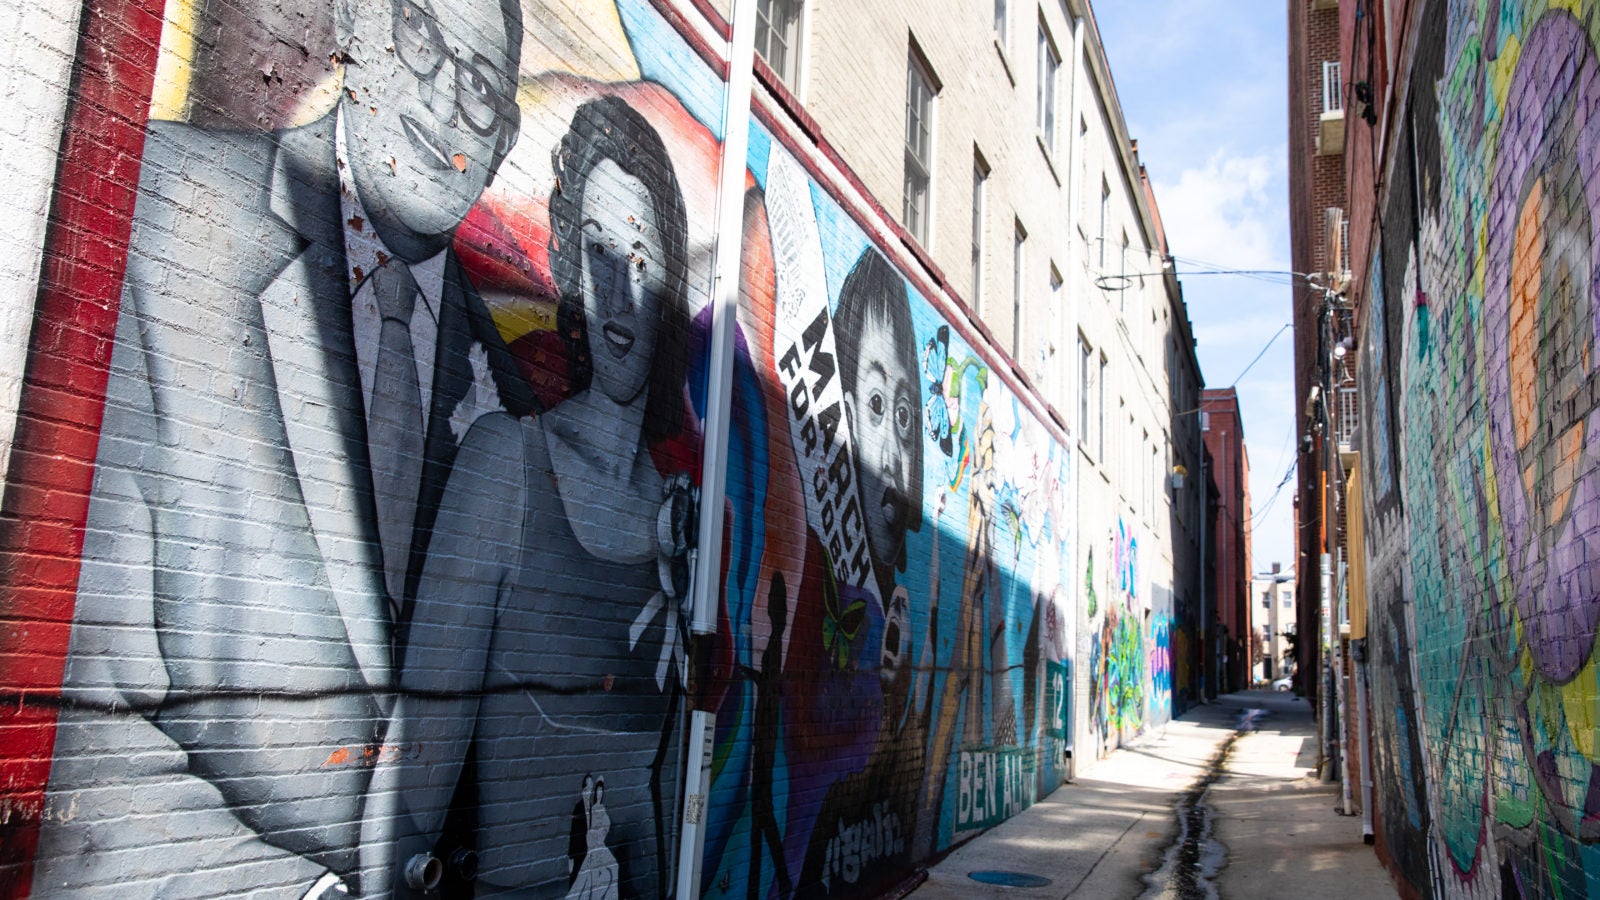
0, 0, 164, 893
685, 0, 731, 41
645, 0, 729, 79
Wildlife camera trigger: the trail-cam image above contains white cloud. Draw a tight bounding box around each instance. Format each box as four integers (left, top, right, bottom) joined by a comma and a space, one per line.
1153, 150, 1288, 273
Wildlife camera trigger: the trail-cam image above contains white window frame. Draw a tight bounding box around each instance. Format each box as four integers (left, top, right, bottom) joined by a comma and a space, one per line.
1097, 353, 1107, 459
1047, 264, 1063, 394
904, 49, 937, 246
1322, 60, 1342, 115
1037, 21, 1059, 152
755, 0, 805, 92
972, 155, 988, 313
1012, 221, 1026, 358
1119, 229, 1129, 312
1098, 176, 1110, 268
1078, 335, 1092, 446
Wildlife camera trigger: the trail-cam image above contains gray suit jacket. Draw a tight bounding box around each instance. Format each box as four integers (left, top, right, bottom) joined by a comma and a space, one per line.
34, 112, 533, 898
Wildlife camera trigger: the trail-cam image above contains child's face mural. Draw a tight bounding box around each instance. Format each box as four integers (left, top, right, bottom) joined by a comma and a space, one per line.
850, 308, 918, 575
342, 0, 517, 258
580, 159, 664, 405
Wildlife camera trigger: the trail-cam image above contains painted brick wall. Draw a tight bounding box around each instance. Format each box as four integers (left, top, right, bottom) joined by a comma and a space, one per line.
0, 0, 1110, 897
1356, 1, 1600, 896
0, 0, 84, 491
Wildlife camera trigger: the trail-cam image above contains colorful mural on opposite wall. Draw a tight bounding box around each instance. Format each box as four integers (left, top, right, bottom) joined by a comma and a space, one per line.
0, 0, 1103, 897
1360, 1, 1600, 896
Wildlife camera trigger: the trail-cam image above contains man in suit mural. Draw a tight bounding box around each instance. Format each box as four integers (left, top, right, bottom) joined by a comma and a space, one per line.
34, 0, 535, 894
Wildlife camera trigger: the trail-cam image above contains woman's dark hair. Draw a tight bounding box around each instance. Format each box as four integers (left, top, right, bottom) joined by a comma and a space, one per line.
548, 95, 690, 441
834, 246, 924, 544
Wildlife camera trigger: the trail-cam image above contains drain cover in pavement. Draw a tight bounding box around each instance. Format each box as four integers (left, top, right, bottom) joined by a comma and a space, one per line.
967, 871, 1053, 887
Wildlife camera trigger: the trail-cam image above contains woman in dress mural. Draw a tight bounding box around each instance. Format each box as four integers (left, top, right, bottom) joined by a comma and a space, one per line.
378, 94, 695, 898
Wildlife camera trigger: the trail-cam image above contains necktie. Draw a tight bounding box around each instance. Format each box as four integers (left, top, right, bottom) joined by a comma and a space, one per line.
367, 260, 425, 610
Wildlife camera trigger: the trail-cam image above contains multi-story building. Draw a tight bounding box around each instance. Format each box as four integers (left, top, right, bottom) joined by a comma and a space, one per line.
1201, 387, 1252, 694
763, 0, 1206, 746
1252, 563, 1295, 682
1288, 0, 1349, 710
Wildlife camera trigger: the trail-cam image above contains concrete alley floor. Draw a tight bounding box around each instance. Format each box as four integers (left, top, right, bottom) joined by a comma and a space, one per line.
903, 690, 1398, 899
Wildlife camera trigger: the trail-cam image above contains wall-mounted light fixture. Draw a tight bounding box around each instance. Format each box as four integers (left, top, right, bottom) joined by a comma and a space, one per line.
1352, 81, 1378, 126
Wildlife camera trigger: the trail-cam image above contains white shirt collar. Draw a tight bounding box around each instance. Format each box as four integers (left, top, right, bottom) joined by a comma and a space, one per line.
337, 106, 448, 428
335, 106, 447, 317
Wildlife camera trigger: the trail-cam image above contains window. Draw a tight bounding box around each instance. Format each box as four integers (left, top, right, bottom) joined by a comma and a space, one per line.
1097, 354, 1107, 459
1012, 222, 1026, 358
1322, 60, 1342, 115
1048, 265, 1063, 391
1037, 23, 1059, 151
756, 0, 804, 90
1137, 430, 1145, 510
1078, 336, 1092, 445
1119, 230, 1129, 312
994, 0, 1009, 51
904, 51, 936, 245
1098, 177, 1110, 268
971, 157, 987, 312
1075, 117, 1088, 229
1120, 398, 1132, 483
1126, 410, 1134, 497
1150, 440, 1159, 515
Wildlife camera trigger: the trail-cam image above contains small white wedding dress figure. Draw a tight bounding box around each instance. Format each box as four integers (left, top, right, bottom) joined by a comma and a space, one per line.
566, 778, 618, 900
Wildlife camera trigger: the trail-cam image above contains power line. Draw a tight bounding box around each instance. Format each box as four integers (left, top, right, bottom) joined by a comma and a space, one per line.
1249, 451, 1299, 524
1226, 323, 1291, 386
1094, 260, 1323, 291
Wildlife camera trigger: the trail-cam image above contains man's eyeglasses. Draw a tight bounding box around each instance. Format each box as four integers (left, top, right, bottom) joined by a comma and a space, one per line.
391, 0, 512, 136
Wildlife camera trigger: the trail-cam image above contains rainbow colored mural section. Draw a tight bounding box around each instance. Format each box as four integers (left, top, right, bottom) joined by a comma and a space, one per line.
1359, 2, 1600, 896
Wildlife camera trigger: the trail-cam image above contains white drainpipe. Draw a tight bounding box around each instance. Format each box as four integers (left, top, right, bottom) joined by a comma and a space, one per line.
678, 0, 758, 897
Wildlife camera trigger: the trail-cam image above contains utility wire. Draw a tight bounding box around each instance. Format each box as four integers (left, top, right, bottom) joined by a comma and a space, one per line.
1249, 452, 1300, 524
1095, 260, 1324, 290
1226, 323, 1291, 386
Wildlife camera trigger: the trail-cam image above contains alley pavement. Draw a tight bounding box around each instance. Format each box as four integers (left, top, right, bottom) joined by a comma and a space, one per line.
903, 690, 1399, 899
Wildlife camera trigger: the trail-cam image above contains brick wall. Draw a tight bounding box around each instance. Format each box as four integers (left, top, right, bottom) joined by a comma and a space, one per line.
0, 1, 83, 492
0, 0, 1105, 896
1289, 0, 1348, 701
1353, 1, 1600, 896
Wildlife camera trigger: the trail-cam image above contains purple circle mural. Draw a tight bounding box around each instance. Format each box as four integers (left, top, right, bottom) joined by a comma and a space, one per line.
1485, 13, 1600, 684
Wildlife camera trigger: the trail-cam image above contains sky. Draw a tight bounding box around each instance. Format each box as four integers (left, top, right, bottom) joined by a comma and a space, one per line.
1092, 1, 1298, 575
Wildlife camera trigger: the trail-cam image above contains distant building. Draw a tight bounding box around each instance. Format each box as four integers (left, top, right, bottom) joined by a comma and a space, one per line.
1287, 0, 1350, 705
1202, 388, 1251, 694
1252, 563, 1295, 682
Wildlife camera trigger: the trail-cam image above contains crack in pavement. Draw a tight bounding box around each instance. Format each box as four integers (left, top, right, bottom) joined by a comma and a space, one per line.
1137, 707, 1266, 900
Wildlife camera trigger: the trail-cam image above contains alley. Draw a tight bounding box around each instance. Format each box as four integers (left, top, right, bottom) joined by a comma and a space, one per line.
909, 691, 1396, 899
10, 0, 1597, 895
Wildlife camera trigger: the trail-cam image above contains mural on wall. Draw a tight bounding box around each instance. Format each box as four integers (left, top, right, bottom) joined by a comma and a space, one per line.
7, 0, 726, 895
696, 133, 1078, 898
1, 0, 1089, 897
1148, 586, 1174, 729
1088, 518, 1147, 757
1361, 2, 1600, 897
